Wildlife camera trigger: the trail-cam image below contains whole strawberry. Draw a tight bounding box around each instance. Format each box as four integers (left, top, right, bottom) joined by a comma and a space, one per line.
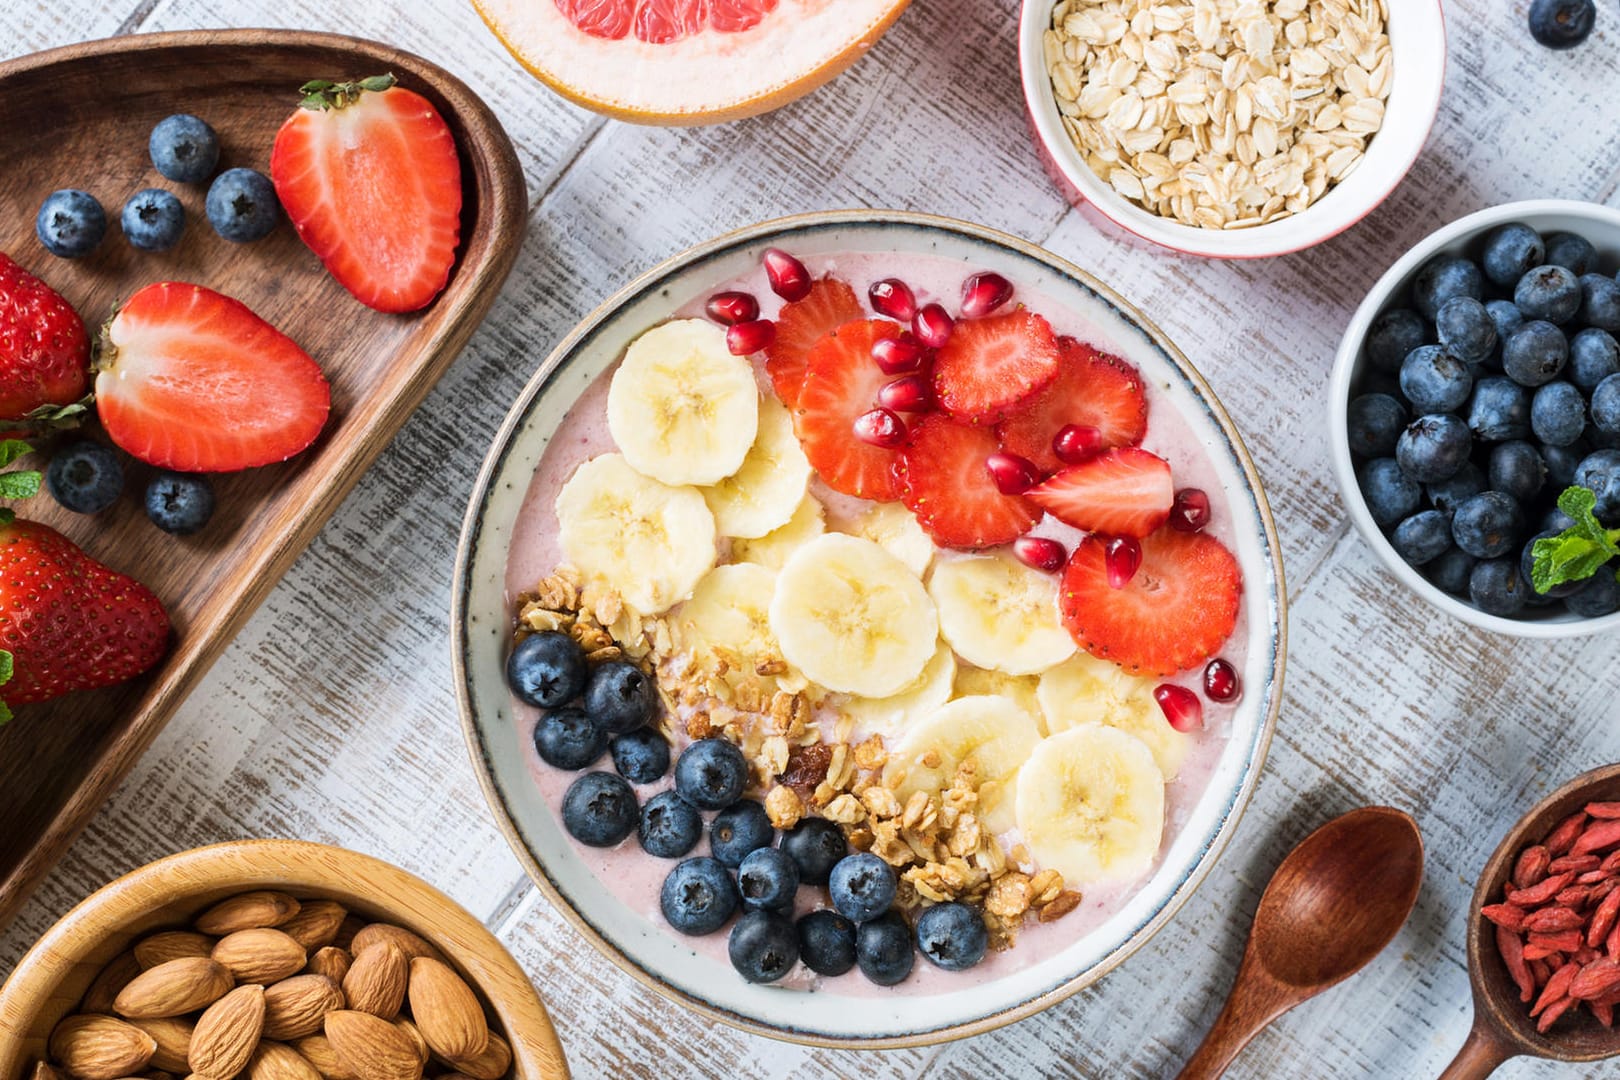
0, 252, 90, 431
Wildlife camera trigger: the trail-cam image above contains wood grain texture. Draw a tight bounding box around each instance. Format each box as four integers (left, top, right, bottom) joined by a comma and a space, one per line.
2, 0, 1620, 1077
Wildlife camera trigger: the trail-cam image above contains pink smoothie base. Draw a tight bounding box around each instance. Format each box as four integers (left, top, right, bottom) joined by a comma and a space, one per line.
502, 251, 1248, 996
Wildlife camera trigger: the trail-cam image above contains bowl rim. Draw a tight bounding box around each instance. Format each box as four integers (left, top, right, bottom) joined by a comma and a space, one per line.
450, 208, 1289, 1048
1016, 0, 1448, 259
1328, 197, 1620, 639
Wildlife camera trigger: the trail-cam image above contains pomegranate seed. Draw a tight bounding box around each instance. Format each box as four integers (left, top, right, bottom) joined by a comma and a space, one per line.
726, 319, 776, 356
1053, 424, 1104, 465
1154, 684, 1204, 732
705, 290, 759, 326
879, 375, 932, 413
872, 334, 927, 375
1203, 659, 1241, 703
869, 278, 918, 322
986, 452, 1041, 495
854, 407, 907, 448
1170, 488, 1212, 532
1014, 536, 1067, 573
960, 272, 1013, 318
913, 303, 954, 348
762, 248, 811, 302
1104, 536, 1142, 589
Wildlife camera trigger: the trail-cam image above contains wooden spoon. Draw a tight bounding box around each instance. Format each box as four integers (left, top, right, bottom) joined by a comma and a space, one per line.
1176, 806, 1424, 1079
1439, 762, 1620, 1078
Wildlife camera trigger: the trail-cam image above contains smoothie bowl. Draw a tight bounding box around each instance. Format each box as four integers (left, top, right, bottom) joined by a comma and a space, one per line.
453, 211, 1286, 1045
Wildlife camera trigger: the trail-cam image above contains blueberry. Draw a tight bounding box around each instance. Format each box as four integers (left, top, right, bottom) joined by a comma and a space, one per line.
1346, 393, 1408, 458
1427, 462, 1486, 518
46, 440, 123, 514
1567, 570, 1620, 617
1467, 377, 1532, 441
1484, 300, 1525, 369
1543, 506, 1579, 533
829, 853, 897, 923
561, 771, 638, 848
1396, 414, 1471, 483
710, 800, 774, 868
1453, 492, 1525, 560
1490, 441, 1546, 504
505, 630, 587, 709
610, 727, 670, 784
1426, 547, 1477, 595
1411, 255, 1483, 321
1570, 328, 1620, 390
1530, 382, 1586, 449
205, 168, 280, 242
1593, 374, 1620, 435
780, 818, 849, 885
1576, 449, 1620, 523
35, 189, 106, 258
1391, 510, 1453, 566
1435, 298, 1498, 364
728, 909, 798, 983
1470, 557, 1528, 616
1543, 230, 1598, 274
1545, 442, 1588, 487
1503, 321, 1569, 387
1520, 530, 1585, 600
673, 738, 749, 810
855, 910, 914, 986
660, 856, 738, 935
1365, 309, 1429, 373
1481, 224, 1545, 288
1358, 458, 1422, 527
1579, 275, 1620, 332
583, 659, 656, 735
144, 471, 215, 534
1400, 346, 1474, 413
149, 114, 220, 184
638, 790, 702, 858
119, 188, 185, 253
533, 706, 607, 770
915, 902, 988, 972
797, 910, 858, 976
1515, 266, 1582, 325
737, 847, 799, 912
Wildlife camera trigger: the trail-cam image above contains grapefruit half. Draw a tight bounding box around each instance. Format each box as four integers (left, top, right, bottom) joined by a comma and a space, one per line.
471, 0, 912, 125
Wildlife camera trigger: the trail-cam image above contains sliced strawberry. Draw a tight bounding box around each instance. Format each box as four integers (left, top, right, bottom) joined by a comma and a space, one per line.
931, 309, 1061, 422
997, 337, 1148, 474
1026, 447, 1173, 539
897, 415, 1040, 549
1060, 528, 1241, 677
795, 318, 905, 501
95, 282, 331, 472
0, 253, 89, 427
764, 277, 862, 407
271, 75, 462, 313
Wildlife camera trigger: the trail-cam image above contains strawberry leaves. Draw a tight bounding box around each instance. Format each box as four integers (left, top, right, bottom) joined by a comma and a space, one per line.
297, 73, 398, 111
1532, 486, 1620, 594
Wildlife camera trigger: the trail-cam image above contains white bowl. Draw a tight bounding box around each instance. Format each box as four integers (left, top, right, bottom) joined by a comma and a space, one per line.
1329, 199, 1620, 638
452, 211, 1286, 1046
1018, 0, 1447, 259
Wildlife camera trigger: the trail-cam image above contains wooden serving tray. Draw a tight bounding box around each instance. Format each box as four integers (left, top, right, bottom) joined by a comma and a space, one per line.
0, 30, 525, 929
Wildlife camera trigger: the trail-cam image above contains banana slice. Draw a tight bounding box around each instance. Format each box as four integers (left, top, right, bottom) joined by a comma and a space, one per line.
672, 563, 794, 689
555, 453, 716, 615
702, 395, 812, 539
769, 534, 938, 698
1037, 653, 1187, 780
732, 494, 826, 570
845, 502, 935, 577
928, 552, 1076, 676
884, 695, 1042, 833
1015, 724, 1165, 886
953, 665, 1047, 736
607, 319, 759, 486
840, 639, 956, 739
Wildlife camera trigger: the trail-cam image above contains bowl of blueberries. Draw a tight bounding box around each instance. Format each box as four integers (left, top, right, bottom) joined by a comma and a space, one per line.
1331, 199, 1620, 636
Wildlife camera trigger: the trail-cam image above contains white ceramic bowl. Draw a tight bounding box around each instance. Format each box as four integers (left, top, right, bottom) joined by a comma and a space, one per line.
1018, 0, 1447, 259
453, 211, 1286, 1046
1329, 199, 1620, 638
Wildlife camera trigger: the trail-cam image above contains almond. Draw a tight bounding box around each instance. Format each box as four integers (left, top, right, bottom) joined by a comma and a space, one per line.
81, 950, 142, 1014
262, 973, 345, 1041
334, 913, 367, 951
114, 957, 234, 1019
194, 890, 301, 936
212, 927, 307, 983
406, 957, 488, 1062
247, 1040, 324, 1080
189, 983, 265, 1077
290, 1034, 360, 1080
323, 1010, 424, 1080
134, 931, 216, 969
48, 1015, 156, 1080
350, 923, 444, 964
342, 940, 408, 1018
128, 1016, 194, 1072
277, 899, 348, 951
306, 946, 352, 983
447, 1031, 512, 1080
394, 1017, 429, 1065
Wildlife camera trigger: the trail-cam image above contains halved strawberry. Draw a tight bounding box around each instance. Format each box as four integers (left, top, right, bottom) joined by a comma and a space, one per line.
996, 337, 1148, 474
1060, 528, 1241, 677
271, 75, 462, 313
795, 319, 905, 501
764, 277, 863, 407
1026, 447, 1173, 538
897, 414, 1039, 549
95, 282, 331, 472
931, 309, 1061, 422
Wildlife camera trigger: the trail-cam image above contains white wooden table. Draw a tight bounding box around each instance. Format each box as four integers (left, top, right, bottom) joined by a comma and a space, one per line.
3, 0, 1619, 1075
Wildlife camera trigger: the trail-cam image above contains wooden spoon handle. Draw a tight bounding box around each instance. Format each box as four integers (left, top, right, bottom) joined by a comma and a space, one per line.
1175, 982, 1290, 1080
1436, 1019, 1515, 1080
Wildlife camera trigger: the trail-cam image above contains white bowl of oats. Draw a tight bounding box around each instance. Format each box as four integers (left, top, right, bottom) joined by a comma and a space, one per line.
1021, 0, 1446, 259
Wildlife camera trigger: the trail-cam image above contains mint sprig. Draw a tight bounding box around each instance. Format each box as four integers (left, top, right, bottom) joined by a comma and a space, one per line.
1531, 487, 1620, 594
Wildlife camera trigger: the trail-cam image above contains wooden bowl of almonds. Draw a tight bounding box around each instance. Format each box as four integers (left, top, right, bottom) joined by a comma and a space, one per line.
0, 840, 569, 1080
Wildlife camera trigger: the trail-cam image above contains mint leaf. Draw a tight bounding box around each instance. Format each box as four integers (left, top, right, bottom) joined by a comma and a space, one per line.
0, 440, 32, 469
0, 471, 40, 500
1531, 486, 1620, 592
0, 651, 13, 725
